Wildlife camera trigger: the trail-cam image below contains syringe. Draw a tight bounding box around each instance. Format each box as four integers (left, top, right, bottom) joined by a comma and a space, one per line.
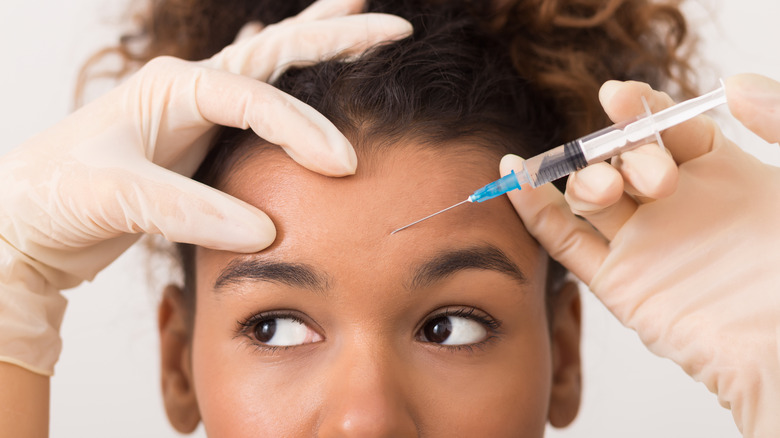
391, 84, 727, 234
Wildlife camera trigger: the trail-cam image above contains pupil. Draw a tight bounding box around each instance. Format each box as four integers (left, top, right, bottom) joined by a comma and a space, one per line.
254, 319, 277, 343
424, 316, 452, 343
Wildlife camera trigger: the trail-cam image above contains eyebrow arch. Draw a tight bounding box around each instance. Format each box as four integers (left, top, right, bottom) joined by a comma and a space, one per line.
409, 245, 527, 290
214, 258, 330, 294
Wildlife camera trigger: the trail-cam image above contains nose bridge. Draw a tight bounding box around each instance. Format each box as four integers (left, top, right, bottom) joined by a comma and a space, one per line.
317, 332, 418, 438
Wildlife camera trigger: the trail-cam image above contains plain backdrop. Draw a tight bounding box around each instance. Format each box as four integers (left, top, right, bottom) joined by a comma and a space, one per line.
1, 1, 778, 437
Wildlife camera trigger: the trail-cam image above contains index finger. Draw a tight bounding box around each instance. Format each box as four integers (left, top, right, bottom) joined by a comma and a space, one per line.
599, 80, 720, 164
205, 13, 413, 81
131, 56, 357, 176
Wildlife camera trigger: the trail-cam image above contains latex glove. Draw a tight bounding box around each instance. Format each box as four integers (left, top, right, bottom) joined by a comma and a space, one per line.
501, 74, 780, 437
0, 0, 412, 376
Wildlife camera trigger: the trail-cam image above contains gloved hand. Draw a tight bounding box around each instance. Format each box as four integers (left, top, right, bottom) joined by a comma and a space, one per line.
501, 74, 780, 437
0, 0, 412, 376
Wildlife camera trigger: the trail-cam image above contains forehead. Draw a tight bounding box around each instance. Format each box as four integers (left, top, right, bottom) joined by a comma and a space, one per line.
199, 141, 544, 287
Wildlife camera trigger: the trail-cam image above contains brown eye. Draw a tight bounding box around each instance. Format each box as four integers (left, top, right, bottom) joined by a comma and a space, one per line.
419, 315, 488, 346
253, 319, 277, 343
423, 316, 453, 343
248, 317, 323, 346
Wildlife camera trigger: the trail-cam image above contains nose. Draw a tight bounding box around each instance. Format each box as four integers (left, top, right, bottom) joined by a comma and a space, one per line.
317, 339, 418, 438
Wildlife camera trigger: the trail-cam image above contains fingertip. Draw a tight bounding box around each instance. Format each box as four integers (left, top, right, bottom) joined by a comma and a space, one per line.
233, 21, 264, 43
565, 163, 624, 210
362, 13, 413, 41
598, 80, 674, 123
598, 80, 651, 112
289, 96, 358, 176
241, 86, 357, 177
500, 153, 524, 175
388, 15, 414, 37
324, 131, 358, 175
292, 0, 366, 22
725, 74, 757, 120
501, 154, 569, 212
615, 146, 679, 199
725, 73, 780, 144
196, 206, 277, 253
598, 80, 623, 108
234, 211, 277, 253
281, 132, 357, 177
280, 147, 356, 177
343, 144, 358, 175
500, 154, 534, 204
725, 73, 780, 102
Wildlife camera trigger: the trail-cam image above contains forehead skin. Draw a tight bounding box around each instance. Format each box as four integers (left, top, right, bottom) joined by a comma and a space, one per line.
191, 142, 553, 436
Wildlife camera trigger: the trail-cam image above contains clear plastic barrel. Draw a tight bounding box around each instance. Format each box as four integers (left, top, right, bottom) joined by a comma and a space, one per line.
523, 84, 726, 189
523, 140, 587, 187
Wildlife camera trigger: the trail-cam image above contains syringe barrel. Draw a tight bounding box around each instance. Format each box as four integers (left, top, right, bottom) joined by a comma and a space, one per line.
524, 117, 655, 187
578, 116, 657, 163
523, 140, 587, 187
523, 84, 727, 188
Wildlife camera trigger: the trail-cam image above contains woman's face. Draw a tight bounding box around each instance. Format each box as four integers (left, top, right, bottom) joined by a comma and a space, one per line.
159, 142, 581, 437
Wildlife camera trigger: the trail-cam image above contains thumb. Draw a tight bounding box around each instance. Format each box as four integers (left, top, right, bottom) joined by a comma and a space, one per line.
726, 73, 780, 144
116, 163, 276, 252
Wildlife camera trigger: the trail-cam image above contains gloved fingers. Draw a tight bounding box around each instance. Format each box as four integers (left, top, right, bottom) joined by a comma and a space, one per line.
191, 63, 358, 176
609, 143, 679, 202
564, 163, 638, 241
232, 0, 367, 41
288, 0, 366, 23
726, 73, 780, 144
560, 143, 677, 240
599, 80, 719, 164
117, 162, 276, 253
599, 80, 675, 122
204, 12, 412, 81
501, 154, 609, 284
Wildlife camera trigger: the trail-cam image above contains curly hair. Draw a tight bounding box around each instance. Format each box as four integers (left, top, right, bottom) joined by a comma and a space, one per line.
78, 0, 697, 140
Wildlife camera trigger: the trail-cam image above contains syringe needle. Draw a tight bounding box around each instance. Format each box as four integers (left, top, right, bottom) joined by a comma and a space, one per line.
391, 199, 470, 235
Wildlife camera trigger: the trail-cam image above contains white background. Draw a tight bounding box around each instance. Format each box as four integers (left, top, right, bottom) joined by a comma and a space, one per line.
1, 1, 778, 436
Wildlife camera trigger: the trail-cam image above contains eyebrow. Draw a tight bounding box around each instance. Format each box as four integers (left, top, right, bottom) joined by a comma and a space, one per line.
214, 259, 330, 293
409, 245, 527, 290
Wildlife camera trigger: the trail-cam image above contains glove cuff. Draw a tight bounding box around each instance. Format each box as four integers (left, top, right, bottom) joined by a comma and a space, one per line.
0, 239, 67, 376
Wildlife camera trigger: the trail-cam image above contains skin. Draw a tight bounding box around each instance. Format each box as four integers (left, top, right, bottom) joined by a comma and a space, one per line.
159, 142, 582, 437
0, 362, 48, 438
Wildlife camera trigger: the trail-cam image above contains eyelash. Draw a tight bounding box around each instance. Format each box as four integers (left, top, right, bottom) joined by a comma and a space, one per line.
420, 307, 503, 353
235, 307, 504, 354
235, 310, 310, 353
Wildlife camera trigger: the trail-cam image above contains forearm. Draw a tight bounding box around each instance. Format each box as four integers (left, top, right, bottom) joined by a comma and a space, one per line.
0, 241, 67, 437
0, 362, 49, 438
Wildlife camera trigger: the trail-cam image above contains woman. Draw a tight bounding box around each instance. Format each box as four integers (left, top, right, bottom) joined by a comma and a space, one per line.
3, 0, 780, 434
158, 7, 585, 433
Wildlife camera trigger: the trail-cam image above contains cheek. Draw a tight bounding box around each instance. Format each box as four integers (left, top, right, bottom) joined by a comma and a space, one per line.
189, 321, 553, 437
479, 331, 552, 435
190, 320, 324, 437
414, 322, 553, 435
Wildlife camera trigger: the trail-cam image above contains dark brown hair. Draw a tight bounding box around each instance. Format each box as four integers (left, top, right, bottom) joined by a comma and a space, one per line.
79, 0, 696, 140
